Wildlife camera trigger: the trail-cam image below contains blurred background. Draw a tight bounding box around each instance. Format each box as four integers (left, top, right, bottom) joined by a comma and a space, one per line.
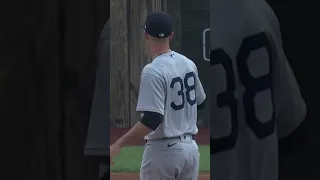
3, 0, 316, 180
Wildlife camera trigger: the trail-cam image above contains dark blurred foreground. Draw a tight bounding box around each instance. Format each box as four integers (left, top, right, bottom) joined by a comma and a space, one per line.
0, 0, 109, 179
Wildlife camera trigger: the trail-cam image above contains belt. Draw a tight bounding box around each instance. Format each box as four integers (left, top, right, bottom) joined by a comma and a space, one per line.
146, 134, 196, 142
162, 134, 196, 140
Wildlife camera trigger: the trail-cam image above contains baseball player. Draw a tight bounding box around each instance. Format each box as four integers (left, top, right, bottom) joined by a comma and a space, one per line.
110, 12, 206, 180
210, 0, 306, 180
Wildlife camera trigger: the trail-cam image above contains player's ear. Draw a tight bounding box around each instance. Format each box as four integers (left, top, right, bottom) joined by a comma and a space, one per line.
169, 32, 174, 41
145, 32, 149, 40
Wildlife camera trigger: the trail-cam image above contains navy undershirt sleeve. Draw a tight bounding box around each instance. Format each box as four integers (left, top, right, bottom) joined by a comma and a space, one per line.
278, 118, 308, 154
198, 100, 206, 110
140, 101, 205, 131
140, 111, 164, 131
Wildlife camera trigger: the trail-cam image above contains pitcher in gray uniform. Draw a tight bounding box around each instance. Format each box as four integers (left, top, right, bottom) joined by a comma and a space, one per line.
210, 0, 306, 180
110, 12, 206, 180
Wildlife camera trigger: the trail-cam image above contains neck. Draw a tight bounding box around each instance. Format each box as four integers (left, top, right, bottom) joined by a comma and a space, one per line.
150, 44, 171, 59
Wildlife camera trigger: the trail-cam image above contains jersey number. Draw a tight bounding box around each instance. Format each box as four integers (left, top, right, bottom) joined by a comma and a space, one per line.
210, 32, 276, 154
170, 72, 196, 110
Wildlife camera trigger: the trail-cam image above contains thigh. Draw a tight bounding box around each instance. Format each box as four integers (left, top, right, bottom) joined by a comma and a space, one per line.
177, 141, 200, 180
140, 142, 188, 180
140, 144, 153, 180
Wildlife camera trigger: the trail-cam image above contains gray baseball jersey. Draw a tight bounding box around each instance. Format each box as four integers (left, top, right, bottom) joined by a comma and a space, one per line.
210, 0, 306, 180
136, 51, 206, 140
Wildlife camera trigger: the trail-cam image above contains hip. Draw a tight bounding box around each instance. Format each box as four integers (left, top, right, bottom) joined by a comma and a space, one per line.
144, 134, 198, 152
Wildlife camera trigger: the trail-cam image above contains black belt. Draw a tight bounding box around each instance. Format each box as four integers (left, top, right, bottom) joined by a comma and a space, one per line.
146, 134, 196, 142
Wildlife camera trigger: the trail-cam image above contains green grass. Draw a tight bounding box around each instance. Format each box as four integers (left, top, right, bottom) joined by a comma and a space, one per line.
111, 145, 210, 173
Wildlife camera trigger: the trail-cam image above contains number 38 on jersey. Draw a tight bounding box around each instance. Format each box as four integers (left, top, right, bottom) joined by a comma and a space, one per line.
170, 72, 197, 110
210, 32, 276, 154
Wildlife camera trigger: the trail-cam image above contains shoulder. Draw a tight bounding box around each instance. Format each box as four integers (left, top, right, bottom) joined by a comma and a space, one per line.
173, 51, 197, 65
173, 51, 189, 60
177, 53, 199, 73
141, 62, 166, 79
140, 64, 166, 90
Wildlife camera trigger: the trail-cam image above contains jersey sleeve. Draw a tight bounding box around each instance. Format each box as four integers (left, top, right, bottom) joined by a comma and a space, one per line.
195, 69, 206, 105
271, 29, 307, 138
136, 72, 165, 115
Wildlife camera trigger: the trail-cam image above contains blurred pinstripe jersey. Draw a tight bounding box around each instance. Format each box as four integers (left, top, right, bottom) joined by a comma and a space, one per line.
210, 0, 306, 180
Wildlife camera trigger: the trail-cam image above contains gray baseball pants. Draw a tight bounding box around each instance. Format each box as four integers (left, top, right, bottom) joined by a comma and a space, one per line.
140, 135, 200, 180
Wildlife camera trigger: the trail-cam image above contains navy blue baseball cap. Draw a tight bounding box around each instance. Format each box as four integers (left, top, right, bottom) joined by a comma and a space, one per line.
144, 12, 173, 38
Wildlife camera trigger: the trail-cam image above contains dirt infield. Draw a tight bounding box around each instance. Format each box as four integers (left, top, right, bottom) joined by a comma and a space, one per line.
110, 173, 210, 180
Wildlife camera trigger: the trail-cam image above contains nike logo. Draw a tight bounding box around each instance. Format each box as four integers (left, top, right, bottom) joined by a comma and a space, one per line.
167, 143, 177, 147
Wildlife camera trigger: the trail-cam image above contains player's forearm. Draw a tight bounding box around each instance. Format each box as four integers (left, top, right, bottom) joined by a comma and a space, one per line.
114, 121, 152, 148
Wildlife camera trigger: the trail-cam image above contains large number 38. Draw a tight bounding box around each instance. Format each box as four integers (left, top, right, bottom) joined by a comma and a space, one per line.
170, 72, 196, 110
210, 32, 276, 154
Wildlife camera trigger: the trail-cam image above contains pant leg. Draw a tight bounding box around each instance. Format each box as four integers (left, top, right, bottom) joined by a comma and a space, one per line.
177, 140, 200, 180
140, 144, 153, 180
140, 140, 189, 180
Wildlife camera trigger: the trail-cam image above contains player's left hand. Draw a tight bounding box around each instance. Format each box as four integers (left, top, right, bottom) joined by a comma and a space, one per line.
110, 143, 121, 166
